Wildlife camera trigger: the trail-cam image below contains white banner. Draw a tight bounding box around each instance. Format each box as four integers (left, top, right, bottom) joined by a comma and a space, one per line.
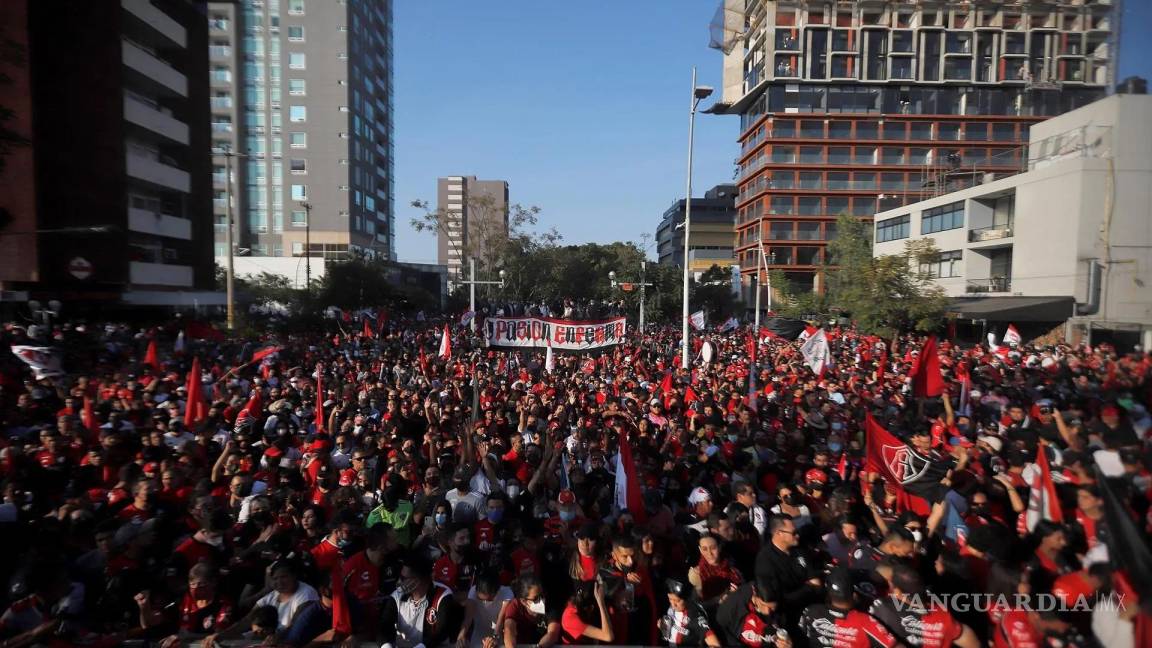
799, 329, 830, 375
483, 316, 626, 350
689, 310, 706, 331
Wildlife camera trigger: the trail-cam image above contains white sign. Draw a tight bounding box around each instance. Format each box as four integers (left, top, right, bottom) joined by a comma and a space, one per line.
69, 257, 93, 280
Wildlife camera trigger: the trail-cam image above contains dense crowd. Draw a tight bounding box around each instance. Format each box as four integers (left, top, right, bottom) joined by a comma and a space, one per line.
0, 315, 1149, 648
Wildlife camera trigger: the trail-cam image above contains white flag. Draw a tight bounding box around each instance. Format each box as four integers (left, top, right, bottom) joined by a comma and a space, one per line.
689, 310, 706, 331
174, 330, 185, 353
1003, 324, 1022, 347
718, 316, 739, 333
11, 345, 64, 380
799, 329, 830, 375
438, 324, 451, 359
545, 337, 555, 374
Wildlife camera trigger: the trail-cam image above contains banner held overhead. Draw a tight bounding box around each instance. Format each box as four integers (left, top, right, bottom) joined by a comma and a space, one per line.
483, 316, 627, 350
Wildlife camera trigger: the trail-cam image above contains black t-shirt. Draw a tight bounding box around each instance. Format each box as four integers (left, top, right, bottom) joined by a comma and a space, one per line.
1091, 420, 1140, 448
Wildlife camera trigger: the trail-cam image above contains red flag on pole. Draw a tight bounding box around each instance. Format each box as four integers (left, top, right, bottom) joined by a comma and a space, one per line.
251, 345, 282, 364
864, 413, 932, 516
1025, 445, 1065, 531
142, 339, 158, 371
183, 357, 205, 429
362, 318, 373, 339
684, 386, 699, 404
314, 366, 325, 433
234, 390, 262, 431
659, 372, 673, 396
82, 396, 100, 437
613, 425, 648, 524
836, 453, 848, 481
911, 335, 945, 398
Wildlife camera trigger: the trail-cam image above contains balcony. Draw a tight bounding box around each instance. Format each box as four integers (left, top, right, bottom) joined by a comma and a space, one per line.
209, 45, 232, 59
968, 223, 1013, 242
122, 0, 186, 48
210, 96, 233, 111
123, 95, 189, 144
965, 277, 1011, 294
122, 40, 187, 96
126, 151, 191, 193
129, 261, 193, 287
128, 208, 192, 240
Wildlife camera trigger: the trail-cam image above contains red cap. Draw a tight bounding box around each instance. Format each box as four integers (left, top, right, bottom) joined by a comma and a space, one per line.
1101, 405, 1120, 417
264, 446, 284, 459
338, 469, 357, 487
143, 462, 159, 474
804, 468, 827, 485
558, 490, 576, 505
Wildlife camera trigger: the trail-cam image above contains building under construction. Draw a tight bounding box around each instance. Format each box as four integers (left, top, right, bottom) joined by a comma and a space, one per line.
708, 0, 1118, 296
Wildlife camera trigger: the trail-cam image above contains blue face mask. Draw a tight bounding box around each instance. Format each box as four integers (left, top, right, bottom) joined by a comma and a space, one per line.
831, 422, 844, 432
956, 423, 971, 434
487, 508, 504, 525
828, 443, 843, 454
559, 510, 576, 522
434, 513, 449, 526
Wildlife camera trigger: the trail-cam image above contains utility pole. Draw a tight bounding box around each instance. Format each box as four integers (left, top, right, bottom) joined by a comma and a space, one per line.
459, 257, 505, 314
610, 262, 653, 334
680, 68, 713, 369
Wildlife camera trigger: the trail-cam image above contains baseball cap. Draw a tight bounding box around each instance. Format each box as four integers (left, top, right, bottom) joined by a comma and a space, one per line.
338, 469, 357, 487
827, 567, 854, 599
804, 468, 827, 485
977, 435, 1004, 453
687, 487, 711, 505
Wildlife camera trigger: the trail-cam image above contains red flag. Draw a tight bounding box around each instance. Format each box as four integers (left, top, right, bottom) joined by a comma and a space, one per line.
1025, 445, 1064, 531
251, 345, 282, 364
684, 387, 699, 404
759, 326, 783, 341
911, 335, 945, 398
438, 324, 451, 359
362, 318, 373, 339
234, 390, 262, 431
864, 413, 931, 516
330, 558, 352, 635
746, 332, 757, 362
417, 346, 429, 376
82, 396, 100, 437
142, 339, 158, 371
836, 453, 848, 481
614, 426, 648, 524
314, 367, 325, 433
183, 357, 206, 429
659, 372, 673, 396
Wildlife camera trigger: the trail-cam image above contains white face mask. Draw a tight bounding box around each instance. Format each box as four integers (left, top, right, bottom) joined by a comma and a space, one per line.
527, 599, 545, 615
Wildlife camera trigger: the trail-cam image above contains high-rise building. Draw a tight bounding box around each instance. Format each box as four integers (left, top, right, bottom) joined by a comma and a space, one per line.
207, 0, 394, 268
655, 183, 738, 276
0, 0, 216, 305
436, 176, 509, 283
710, 0, 1115, 296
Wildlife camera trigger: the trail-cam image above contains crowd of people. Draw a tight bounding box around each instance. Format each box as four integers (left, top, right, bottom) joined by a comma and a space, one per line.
0, 314, 1149, 647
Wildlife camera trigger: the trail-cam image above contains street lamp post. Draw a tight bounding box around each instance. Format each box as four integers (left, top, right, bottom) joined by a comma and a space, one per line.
753, 240, 776, 329
298, 201, 312, 293
213, 145, 251, 331
609, 262, 654, 333
458, 257, 505, 314
681, 67, 713, 369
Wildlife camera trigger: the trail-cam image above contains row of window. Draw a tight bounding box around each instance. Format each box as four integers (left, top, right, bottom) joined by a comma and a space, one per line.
744, 145, 1019, 169
740, 196, 881, 221
757, 119, 1020, 143
875, 200, 965, 241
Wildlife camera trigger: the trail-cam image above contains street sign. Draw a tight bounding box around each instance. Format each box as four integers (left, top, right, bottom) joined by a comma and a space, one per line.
68, 257, 93, 280
619, 282, 634, 292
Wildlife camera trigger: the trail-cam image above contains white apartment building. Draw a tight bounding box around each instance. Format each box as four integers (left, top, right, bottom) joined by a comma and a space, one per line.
872, 92, 1152, 349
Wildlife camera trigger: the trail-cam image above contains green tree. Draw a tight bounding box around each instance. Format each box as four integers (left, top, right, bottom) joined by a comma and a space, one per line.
822, 214, 948, 336
410, 194, 542, 282
691, 264, 741, 321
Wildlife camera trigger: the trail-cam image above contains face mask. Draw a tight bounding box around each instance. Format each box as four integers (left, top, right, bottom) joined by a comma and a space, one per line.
434, 513, 449, 526
337, 538, 351, 549
956, 423, 971, 434
506, 485, 520, 499
782, 494, 797, 506
487, 509, 504, 525
727, 434, 739, 442
527, 599, 546, 615
398, 579, 418, 596
828, 443, 843, 454
831, 422, 844, 432
559, 510, 576, 522
907, 528, 923, 543
454, 480, 468, 491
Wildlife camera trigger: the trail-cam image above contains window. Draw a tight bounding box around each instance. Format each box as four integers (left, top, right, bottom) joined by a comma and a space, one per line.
291, 210, 307, 226
288, 53, 306, 69
876, 214, 910, 242
921, 201, 964, 234
290, 184, 307, 200
288, 79, 306, 95
920, 250, 963, 278
289, 106, 307, 122
288, 0, 305, 15
287, 26, 305, 41
289, 132, 307, 148
289, 159, 307, 174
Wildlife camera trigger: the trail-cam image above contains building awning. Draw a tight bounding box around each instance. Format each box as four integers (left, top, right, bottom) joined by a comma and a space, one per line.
948, 296, 1075, 322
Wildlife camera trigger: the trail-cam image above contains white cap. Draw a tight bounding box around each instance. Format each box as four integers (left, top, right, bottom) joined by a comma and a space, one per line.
687, 487, 711, 505
977, 435, 1003, 453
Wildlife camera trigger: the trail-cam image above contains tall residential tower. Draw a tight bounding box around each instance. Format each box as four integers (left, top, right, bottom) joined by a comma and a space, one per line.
711, 0, 1115, 295
436, 176, 509, 285
208, 0, 394, 267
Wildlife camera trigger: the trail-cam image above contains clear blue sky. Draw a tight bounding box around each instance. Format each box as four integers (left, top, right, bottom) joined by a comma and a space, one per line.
392, 1, 1152, 264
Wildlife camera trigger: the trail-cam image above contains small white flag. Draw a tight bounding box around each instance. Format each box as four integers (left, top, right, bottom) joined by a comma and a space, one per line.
438, 324, 451, 359
1003, 324, 1022, 347
545, 337, 555, 374
689, 310, 706, 331
11, 345, 64, 380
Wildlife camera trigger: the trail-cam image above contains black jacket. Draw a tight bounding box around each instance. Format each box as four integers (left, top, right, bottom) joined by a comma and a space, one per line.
753, 543, 822, 620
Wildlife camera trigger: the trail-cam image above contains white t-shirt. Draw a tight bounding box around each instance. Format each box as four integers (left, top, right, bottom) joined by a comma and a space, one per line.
256, 581, 320, 630
445, 489, 486, 523
466, 585, 514, 647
